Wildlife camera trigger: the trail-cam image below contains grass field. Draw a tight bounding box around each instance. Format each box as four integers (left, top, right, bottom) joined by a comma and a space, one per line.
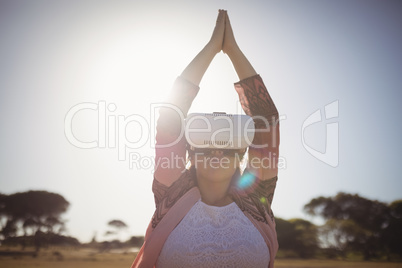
0, 248, 401, 268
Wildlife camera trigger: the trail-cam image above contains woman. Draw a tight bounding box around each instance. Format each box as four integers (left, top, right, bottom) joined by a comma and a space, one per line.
132, 10, 280, 268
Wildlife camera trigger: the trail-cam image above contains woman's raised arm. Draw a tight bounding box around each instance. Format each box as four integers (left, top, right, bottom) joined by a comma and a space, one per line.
222, 11, 257, 80
180, 9, 225, 85
223, 12, 280, 182
154, 10, 226, 187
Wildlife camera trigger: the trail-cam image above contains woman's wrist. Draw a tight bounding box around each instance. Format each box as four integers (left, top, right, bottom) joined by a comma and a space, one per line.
227, 48, 257, 80
180, 42, 218, 86
224, 43, 241, 59
205, 40, 222, 56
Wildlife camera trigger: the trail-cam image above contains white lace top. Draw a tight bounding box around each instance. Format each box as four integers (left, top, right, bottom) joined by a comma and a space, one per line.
156, 199, 269, 268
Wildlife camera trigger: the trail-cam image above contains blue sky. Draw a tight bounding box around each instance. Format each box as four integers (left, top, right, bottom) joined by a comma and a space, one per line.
1, 0, 401, 242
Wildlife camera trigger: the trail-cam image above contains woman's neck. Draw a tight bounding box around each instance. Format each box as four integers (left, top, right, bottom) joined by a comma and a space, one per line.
196, 174, 233, 207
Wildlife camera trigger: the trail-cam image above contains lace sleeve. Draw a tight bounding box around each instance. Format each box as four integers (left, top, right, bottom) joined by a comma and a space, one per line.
234, 75, 280, 182
234, 75, 278, 127
232, 75, 280, 223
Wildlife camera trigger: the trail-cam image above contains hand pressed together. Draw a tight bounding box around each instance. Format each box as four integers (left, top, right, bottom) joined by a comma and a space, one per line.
208, 9, 226, 54
208, 10, 239, 56
180, 9, 256, 86
222, 10, 239, 56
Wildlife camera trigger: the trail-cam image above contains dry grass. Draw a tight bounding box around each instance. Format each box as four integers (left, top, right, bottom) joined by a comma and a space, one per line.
275, 259, 402, 268
0, 247, 135, 268
0, 248, 401, 268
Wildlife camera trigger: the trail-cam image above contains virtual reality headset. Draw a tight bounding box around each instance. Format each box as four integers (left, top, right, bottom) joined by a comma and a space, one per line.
185, 112, 255, 150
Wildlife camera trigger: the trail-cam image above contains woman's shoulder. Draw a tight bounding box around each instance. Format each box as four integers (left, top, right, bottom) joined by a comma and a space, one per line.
152, 168, 198, 227
230, 173, 278, 224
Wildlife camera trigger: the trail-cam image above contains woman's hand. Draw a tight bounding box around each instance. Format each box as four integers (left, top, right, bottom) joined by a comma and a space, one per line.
218, 11, 256, 80
207, 9, 226, 55
222, 11, 239, 56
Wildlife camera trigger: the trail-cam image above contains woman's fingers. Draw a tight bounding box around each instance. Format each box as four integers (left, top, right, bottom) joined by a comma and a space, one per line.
217, 9, 225, 23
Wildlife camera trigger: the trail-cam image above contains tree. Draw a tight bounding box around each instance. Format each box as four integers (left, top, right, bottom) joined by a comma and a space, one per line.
275, 218, 295, 253
0, 191, 69, 242
22, 218, 38, 236
108, 219, 128, 230
0, 219, 17, 240
319, 218, 371, 258
105, 219, 128, 242
0, 193, 8, 238
127, 236, 144, 248
381, 200, 402, 259
275, 217, 318, 258
304, 192, 399, 260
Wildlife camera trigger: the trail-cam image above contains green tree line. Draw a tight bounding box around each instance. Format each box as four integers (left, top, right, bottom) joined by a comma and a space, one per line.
1, 190, 401, 260
0, 191, 143, 252
277, 192, 402, 261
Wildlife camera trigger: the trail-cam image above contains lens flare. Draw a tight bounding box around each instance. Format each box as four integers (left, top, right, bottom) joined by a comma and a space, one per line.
237, 172, 256, 190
